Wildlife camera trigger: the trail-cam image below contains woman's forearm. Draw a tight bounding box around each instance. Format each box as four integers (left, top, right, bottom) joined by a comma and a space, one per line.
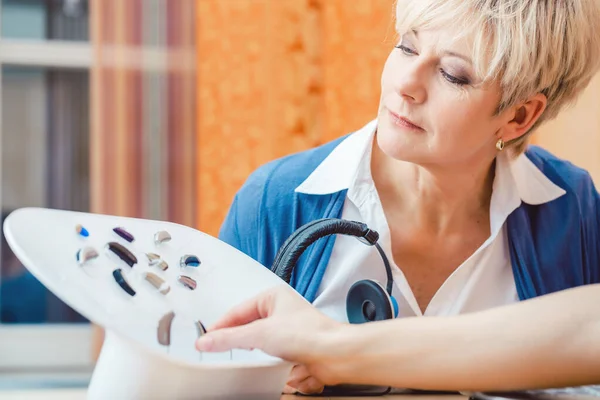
323, 284, 600, 391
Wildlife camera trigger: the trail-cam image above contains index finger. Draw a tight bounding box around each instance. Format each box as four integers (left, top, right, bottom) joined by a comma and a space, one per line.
208, 289, 275, 331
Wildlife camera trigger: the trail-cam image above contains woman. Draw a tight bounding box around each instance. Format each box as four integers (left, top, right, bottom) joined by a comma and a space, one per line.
218, 0, 600, 394
196, 284, 600, 392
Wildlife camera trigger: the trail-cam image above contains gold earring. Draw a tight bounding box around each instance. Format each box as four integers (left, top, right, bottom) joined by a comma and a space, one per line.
496, 138, 505, 151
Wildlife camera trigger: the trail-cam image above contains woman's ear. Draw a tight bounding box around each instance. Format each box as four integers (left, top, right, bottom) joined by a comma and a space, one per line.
499, 93, 547, 142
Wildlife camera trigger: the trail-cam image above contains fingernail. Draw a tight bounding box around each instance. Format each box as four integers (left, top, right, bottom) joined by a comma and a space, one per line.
282, 385, 298, 394
196, 335, 214, 351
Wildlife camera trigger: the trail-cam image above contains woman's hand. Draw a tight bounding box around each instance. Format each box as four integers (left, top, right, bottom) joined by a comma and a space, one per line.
198, 282, 600, 392
282, 364, 325, 395
195, 285, 343, 387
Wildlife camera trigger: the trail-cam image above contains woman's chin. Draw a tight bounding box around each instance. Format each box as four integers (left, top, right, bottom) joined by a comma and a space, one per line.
374, 128, 430, 163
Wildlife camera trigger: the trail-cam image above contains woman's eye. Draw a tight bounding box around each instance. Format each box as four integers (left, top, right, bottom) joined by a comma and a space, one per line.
394, 41, 471, 86
395, 44, 416, 56
440, 69, 470, 86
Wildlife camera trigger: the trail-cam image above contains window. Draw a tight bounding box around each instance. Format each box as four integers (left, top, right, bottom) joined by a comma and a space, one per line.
0, 0, 197, 387
2, 0, 88, 41
1, 66, 90, 325
0, 0, 93, 383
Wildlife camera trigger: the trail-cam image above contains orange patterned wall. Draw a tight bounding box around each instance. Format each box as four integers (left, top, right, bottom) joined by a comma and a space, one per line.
196, 0, 396, 236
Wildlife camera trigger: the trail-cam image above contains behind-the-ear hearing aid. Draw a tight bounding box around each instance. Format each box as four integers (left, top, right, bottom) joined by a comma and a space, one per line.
271, 218, 398, 324
157, 311, 228, 361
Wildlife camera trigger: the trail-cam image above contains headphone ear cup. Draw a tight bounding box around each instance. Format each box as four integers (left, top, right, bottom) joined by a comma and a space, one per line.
346, 279, 395, 324
390, 295, 399, 318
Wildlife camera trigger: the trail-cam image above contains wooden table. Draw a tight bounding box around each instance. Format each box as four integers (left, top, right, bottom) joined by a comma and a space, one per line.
0, 388, 467, 400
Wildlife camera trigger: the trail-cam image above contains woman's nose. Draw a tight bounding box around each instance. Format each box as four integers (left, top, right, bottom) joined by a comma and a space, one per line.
394, 63, 427, 104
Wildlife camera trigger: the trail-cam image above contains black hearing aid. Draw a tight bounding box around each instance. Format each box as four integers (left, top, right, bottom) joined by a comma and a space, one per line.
271, 218, 398, 324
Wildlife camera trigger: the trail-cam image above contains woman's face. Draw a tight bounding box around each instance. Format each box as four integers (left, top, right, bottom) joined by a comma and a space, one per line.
377, 28, 509, 168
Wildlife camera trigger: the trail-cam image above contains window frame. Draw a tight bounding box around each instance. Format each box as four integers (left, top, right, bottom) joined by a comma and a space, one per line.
0, 0, 175, 374
0, 1, 95, 373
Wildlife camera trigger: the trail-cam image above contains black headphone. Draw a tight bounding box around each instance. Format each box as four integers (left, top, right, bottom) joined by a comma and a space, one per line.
271, 218, 398, 324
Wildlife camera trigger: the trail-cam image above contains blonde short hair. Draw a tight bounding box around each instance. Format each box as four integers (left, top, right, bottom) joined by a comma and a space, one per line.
395, 0, 600, 154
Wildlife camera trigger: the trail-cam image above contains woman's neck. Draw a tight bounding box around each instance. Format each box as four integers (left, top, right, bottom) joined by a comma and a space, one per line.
370, 139, 495, 236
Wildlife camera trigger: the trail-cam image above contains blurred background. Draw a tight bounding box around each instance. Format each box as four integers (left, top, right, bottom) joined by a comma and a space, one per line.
0, 0, 597, 392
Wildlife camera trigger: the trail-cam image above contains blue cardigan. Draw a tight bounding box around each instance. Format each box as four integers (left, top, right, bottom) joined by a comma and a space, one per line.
219, 135, 600, 303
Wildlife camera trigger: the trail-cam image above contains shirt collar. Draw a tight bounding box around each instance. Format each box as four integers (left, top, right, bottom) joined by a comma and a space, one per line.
294, 119, 377, 195
294, 119, 566, 207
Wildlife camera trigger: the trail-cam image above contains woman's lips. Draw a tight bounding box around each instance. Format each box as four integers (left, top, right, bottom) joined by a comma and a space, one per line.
388, 110, 424, 131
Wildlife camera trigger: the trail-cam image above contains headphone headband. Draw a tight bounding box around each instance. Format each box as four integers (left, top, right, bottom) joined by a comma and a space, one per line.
270, 218, 392, 294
